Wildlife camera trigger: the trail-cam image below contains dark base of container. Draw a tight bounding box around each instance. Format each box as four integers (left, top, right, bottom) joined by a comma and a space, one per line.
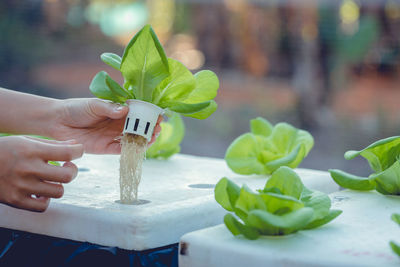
0, 228, 178, 267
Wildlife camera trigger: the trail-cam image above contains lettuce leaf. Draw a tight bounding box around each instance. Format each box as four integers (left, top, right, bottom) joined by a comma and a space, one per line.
154, 64, 219, 119
101, 53, 122, 70
329, 136, 400, 195
329, 169, 376, 191
89, 71, 129, 103
89, 24, 219, 120
215, 166, 341, 239
250, 117, 273, 136
146, 112, 184, 159
225, 118, 314, 175
390, 213, 400, 257
152, 58, 196, 105
120, 25, 169, 102
344, 136, 400, 173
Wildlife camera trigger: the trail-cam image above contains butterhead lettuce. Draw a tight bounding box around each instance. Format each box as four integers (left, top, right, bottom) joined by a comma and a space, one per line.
225, 117, 314, 175
89, 25, 219, 120
215, 166, 341, 239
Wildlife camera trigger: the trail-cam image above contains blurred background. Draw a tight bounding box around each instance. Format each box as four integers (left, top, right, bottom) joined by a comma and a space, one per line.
1, 0, 399, 175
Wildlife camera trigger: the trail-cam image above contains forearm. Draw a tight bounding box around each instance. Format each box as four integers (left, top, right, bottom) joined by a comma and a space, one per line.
0, 88, 61, 137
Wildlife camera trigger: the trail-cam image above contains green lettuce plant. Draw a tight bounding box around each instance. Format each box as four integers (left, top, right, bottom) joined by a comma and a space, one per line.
215, 166, 341, 239
89, 24, 219, 204
225, 117, 314, 175
329, 136, 400, 195
390, 213, 400, 257
89, 24, 219, 119
147, 112, 184, 159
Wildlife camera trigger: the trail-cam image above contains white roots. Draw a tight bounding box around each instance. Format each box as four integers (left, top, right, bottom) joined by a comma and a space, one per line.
119, 134, 148, 204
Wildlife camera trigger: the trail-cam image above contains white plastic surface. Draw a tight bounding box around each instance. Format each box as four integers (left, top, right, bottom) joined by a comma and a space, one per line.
0, 154, 338, 251
123, 99, 163, 141
179, 190, 400, 267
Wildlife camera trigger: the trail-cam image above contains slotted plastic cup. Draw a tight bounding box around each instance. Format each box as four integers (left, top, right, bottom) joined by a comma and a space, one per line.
123, 100, 164, 141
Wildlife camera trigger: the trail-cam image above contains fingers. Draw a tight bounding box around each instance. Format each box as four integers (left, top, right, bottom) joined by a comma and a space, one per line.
157, 115, 164, 124
28, 180, 65, 199
35, 161, 78, 183
149, 136, 156, 146
20, 195, 50, 213
154, 122, 162, 136
11, 162, 76, 212
149, 123, 162, 145
6, 189, 51, 213
106, 142, 122, 154
148, 115, 163, 145
87, 99, 128, 120
25, 136, 77, 145
0, 136, 83, 213
34, 142, 84, 162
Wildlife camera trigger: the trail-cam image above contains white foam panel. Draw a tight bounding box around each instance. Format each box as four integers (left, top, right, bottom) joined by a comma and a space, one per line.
179, 190, 400, 267
0, 154, 338, 251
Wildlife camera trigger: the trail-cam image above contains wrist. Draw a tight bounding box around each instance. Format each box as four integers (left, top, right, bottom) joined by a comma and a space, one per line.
42, 98, 65, 139
0, 89, 63, 137
22, 97, 63, 139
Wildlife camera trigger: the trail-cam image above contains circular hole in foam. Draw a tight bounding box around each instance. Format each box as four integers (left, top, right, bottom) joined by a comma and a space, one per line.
188, 184, 215, 189
115, 199, 151, 205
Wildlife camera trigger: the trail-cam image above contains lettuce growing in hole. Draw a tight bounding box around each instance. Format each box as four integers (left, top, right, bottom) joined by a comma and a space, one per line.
225, 117, 314, 175
89, 25, 219, 203
147, 112, 184, 159
215, 166, 341, 239
329, 136, 400, 195
390, 213, 400, 257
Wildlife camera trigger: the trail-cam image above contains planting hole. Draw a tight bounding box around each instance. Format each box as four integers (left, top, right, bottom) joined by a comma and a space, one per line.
332, 196, 350, 203
115, 199, 150, 205
188, 183, 215, 189
78, 167, 90, 172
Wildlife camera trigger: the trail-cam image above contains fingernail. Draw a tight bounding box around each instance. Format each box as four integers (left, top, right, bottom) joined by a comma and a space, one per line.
65, 139, 77, 144
114, 106, 124, 112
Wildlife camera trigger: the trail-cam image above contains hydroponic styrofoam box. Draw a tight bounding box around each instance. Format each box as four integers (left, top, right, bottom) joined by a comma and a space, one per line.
0, 154, 338, 251
179, 190, 400, 267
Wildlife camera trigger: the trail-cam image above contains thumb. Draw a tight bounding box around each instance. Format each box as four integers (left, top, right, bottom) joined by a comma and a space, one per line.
87, 99, 128, 119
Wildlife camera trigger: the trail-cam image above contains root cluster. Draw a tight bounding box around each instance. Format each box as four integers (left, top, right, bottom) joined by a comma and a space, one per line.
119, 133, 148, 204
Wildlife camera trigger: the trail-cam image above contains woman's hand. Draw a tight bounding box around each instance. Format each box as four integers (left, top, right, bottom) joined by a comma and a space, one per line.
0, 89, 162, 154
51, 99, 162, 154
0, 136, 83, 212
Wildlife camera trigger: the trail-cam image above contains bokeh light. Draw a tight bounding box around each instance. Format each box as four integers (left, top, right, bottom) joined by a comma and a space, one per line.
85, 1, 148, 40
340, 0, 360, 35
340, 0, 360, 24
168, 34, 205, 70
385, 0, 400, 20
